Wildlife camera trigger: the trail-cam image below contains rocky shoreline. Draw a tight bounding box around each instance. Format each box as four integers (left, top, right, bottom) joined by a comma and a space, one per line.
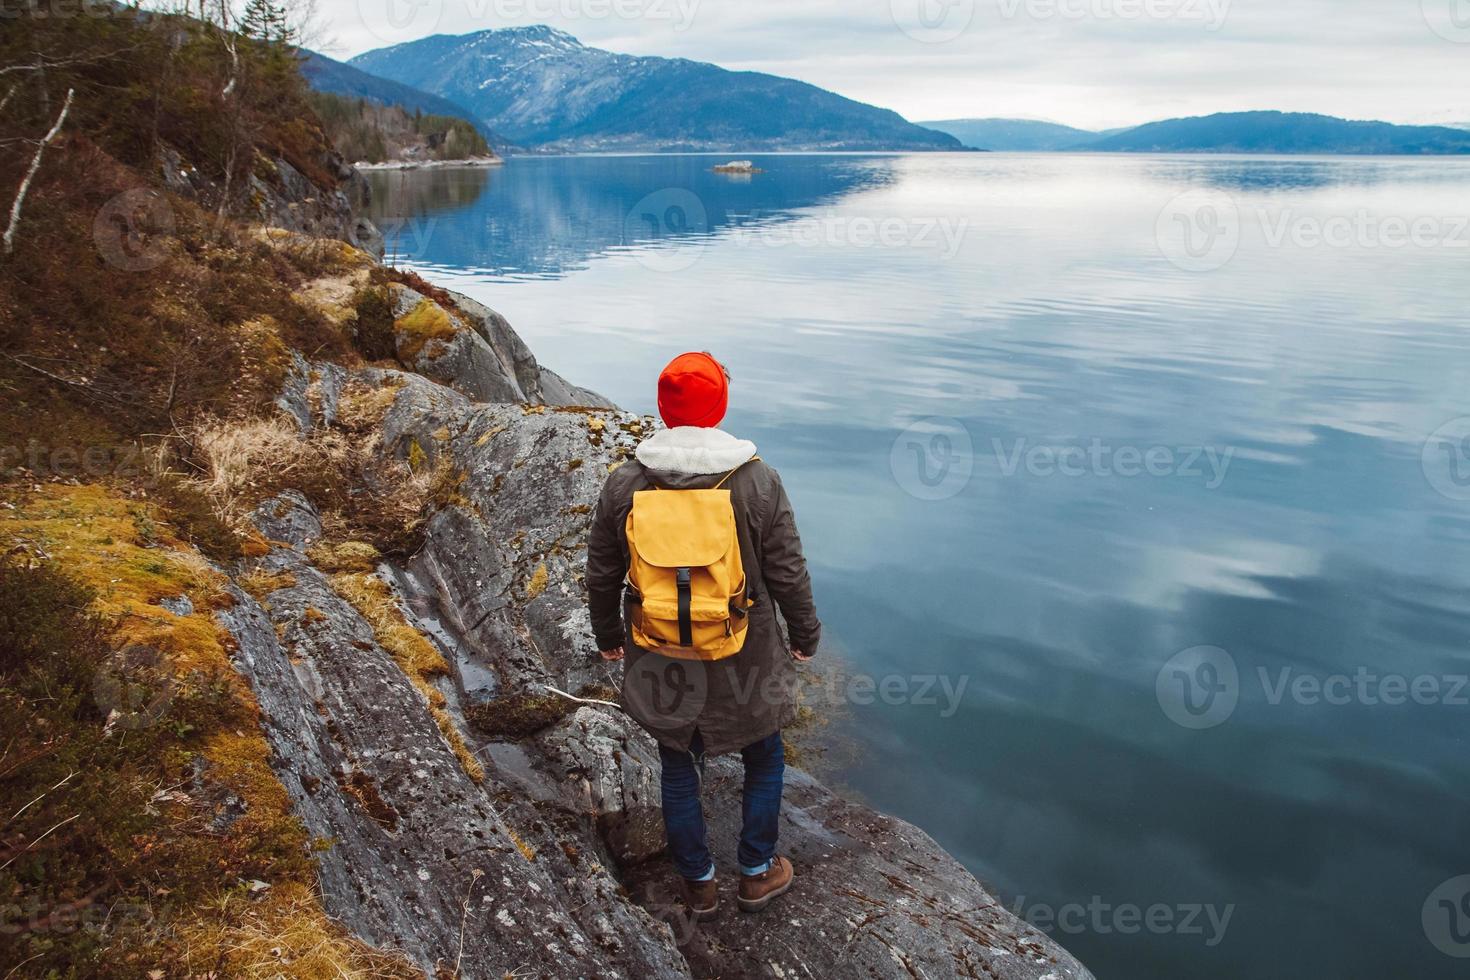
353, 156, 504, 171
239, 256, 1096, 978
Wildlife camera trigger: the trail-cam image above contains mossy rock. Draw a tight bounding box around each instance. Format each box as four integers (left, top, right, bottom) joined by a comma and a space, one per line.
393, 297, 459, 362
465, 692, 575, 741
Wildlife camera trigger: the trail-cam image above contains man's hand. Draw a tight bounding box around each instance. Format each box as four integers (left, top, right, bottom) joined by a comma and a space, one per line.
791, 647, 812, 663
600, 647, 625, 662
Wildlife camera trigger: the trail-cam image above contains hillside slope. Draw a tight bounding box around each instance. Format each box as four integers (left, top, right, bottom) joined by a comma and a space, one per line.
301, 49, 509, 149
349, 26, 962, 152
308, 91, 498, 166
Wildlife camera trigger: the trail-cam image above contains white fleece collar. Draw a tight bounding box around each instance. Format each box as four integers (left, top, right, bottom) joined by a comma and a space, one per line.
635, 427, 758, 476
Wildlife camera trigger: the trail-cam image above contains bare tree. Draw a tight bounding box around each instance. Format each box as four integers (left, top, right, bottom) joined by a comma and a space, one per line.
3, 87, 74, 257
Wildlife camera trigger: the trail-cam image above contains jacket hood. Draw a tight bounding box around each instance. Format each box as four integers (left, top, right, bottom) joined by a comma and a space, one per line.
635, 426, 757, 478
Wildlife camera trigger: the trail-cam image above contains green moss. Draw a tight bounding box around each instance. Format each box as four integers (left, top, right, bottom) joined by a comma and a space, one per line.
407, 438, 428, 473
465, 692, 573, 741
351, 284, 396, 362
393, 297, 458, 362
151, 474, 244, 563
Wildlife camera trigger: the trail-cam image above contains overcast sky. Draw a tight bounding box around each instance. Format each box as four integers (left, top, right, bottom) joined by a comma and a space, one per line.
317, 0, 1470, 130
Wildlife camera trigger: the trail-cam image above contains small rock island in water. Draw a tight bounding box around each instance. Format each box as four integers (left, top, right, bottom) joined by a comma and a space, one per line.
713, 159, 765, 173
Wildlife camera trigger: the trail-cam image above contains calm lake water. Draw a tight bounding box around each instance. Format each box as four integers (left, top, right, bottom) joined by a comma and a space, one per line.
368, 153, 1470, 979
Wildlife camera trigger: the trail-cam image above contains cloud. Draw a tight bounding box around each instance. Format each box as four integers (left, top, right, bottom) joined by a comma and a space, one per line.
316, 0, 1470, 129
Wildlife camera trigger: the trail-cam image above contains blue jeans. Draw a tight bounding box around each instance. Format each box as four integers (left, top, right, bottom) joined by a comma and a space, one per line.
658, 730, 784, 881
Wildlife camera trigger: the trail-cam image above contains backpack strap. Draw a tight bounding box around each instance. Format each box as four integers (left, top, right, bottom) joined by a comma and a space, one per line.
713, 455, 761, 490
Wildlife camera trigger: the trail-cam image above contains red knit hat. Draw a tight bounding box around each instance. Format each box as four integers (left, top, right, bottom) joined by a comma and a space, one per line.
657, 352, 728, 429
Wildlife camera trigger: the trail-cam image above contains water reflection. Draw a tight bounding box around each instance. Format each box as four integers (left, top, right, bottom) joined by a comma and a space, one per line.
366, 154, 894, 279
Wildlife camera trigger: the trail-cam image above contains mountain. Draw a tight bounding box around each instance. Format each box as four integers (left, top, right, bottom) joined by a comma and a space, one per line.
1082, 111, 1470, 154
348, 26, 961, 153
920, 118, 1100, 151
300, 50, 506, 147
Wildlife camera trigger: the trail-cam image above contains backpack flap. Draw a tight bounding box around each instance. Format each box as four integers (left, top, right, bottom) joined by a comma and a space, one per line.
628, 489, 734, 568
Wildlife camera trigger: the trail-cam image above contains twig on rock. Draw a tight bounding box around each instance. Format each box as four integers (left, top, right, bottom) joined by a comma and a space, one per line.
541, 685, 622, 711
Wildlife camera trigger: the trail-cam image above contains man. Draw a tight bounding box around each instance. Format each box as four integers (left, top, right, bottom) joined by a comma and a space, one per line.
586, 351, 822, 920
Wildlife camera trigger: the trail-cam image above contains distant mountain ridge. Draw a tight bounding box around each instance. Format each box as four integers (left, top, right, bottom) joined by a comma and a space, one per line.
348, 26, 961, 153
920, 118, 1100, 151
922, 112, 1470, 154
1086, 111, 1470, 154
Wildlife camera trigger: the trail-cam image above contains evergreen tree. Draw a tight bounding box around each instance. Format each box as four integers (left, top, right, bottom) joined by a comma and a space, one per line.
238, 0, 292, 44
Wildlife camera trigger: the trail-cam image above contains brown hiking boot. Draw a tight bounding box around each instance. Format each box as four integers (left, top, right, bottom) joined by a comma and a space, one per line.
737, 856, 794, 913
681, 876, 719, 921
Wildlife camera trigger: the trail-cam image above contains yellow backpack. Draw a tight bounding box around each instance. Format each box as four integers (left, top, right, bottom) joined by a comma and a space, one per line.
624, 459, 758, 661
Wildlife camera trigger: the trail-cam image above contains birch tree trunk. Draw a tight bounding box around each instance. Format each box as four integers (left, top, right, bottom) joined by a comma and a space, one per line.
2, 88, 74, 257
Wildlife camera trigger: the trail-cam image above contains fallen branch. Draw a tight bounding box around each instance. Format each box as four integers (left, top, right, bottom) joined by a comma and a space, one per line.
2, 86, 73, 256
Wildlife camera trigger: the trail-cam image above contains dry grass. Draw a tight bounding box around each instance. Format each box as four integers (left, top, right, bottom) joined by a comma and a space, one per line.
176, 882, 420, 979
339, 378, 405, 429
329, 572, 485, 785
191, 415, 317, 525
309, 540, 382, 574
240, 568, 298, 601
187, 403, 454, 557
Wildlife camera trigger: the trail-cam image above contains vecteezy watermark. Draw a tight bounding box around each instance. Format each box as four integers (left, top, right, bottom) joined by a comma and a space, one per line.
93, 644, 177, 732
0, 897, 152, 937
1259, 209, 1470, 251
802, 669, 971, 719
1156, 646, 1240, 730
624, 188, 709, 273
729, 213, 970, 260
93, 188, 175, 273
991, 438, 1235, 488
1159, 191, 1470, 273
0, 0, 124, 19
356, 0, 445, 45
890, 417, 975, 501
378, 216, 439, 263
1156, 189, 1241, 273
0, 440, 148, 481
643, 886, 703, 946
1423, 418, 1470, 502
467, 0, 701, 30
623, 654, 970, 721
890, 0, 976, 44
1157, 647, 1470, 729
1011, 895, 1235, 947
1424, 876, 1470, 958
1423, 0, 1470, 43
622, 656, 708, 730
996, 0, 1231, 30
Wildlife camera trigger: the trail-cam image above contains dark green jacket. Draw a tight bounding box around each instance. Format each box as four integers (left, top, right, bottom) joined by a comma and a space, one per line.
586, 452, 821, 755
